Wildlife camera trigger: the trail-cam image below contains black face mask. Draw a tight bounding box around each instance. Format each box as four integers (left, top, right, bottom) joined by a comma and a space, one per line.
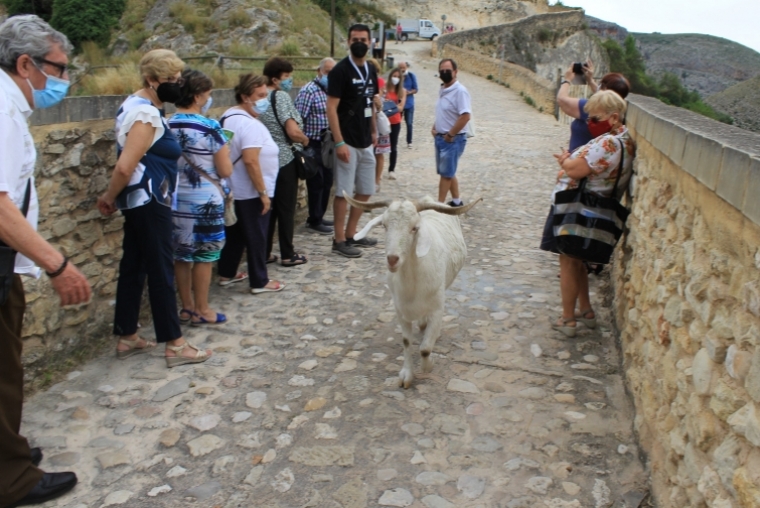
440, 70, 454, 84
156, 82, 182, 104
350, 42, 369, 58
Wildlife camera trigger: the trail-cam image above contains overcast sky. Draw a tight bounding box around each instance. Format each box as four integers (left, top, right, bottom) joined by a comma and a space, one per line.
552, 0, 760, 53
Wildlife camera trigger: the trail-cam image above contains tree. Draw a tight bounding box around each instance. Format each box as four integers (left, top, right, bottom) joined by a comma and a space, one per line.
0, 0, 54, 20
49, 0, 125, 47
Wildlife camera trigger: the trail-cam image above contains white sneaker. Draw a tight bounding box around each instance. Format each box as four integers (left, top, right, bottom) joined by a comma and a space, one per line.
389, 173, 397, 180
407, 143, 413, 149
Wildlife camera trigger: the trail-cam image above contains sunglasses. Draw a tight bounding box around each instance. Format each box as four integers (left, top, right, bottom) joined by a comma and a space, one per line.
34, 57, 68, 79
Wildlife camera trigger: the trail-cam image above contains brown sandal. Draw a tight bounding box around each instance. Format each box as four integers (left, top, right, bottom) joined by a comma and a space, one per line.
116, 337, 157, 359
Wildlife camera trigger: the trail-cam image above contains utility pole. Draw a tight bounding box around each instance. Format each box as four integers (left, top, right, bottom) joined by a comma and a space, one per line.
330, 0, 336, 57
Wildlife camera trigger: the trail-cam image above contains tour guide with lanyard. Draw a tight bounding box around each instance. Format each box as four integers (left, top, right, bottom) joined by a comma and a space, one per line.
322, 58, 373, 168
0, 181, 31, 305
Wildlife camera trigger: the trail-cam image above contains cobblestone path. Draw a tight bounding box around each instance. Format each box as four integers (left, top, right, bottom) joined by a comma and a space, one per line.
22, 44, 648, 508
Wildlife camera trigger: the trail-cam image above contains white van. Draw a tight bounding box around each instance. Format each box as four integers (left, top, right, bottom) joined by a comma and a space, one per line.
396, 19, 441, 40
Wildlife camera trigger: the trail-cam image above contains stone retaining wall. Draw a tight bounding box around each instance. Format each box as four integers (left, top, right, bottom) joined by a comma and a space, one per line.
432, 43, 555, 114
23, 88, 307, 389
612, 94, 760, 507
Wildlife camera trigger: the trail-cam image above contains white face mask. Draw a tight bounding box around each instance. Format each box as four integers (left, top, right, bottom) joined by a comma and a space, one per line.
391, 76, 400, 85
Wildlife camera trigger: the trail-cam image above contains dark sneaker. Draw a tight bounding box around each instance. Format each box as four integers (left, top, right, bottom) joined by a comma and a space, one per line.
332, 240, 362, 258
447, 200, 464, 207
321, 219, 334, 227
347, 236, 378, 248
305, 222, 334, 235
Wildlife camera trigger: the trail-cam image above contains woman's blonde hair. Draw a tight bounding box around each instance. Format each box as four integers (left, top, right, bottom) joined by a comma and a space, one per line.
140, 49, 185, 87
367, 58, 382, 74
584, 89, 627, 117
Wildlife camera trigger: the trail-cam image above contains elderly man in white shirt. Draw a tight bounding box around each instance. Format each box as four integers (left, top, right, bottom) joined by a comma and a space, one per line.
431, 58, 471, 205
0, 15, 90, 507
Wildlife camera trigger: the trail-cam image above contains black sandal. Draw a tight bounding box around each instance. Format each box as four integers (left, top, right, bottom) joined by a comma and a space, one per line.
281, 254, 308, 267
266, 255, 279, 265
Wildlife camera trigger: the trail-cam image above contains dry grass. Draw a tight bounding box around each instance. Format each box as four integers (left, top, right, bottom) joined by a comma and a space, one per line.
168, 1, 217, 36
77, 64, 143, 96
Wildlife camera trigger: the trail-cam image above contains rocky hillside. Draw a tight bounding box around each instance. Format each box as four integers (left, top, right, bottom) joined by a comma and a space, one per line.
111, 0, 341, 58
586, 18, 760, 97
706, 76, 760, 133
359, 0, 553, 32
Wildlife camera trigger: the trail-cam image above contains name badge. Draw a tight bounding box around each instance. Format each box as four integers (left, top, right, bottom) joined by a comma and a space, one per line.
364, 107, 372, 118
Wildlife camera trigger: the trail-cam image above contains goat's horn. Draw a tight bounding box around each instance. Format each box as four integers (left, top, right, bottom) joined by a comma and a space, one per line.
342, 191, 392, 211
416, 197, 483, 215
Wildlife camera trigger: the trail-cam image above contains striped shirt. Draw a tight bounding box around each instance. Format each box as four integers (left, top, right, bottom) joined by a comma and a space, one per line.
294, 78, 329, 140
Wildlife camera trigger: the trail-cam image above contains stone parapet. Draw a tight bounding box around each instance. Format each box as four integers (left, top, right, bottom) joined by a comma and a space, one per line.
612, 94, 760, 507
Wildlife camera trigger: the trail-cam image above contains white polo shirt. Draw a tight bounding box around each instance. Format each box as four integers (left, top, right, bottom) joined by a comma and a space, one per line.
0, 69, 41, 277
434, 80, 472, 134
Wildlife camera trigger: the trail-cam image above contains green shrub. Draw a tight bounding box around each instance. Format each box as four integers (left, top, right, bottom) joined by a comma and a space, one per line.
537, 28, 553, 43
50, 0, 125, 47
523, 95, 536, 107
228, 7, 251, 28
1, 0, 54, 20
486, 74, 493, 80
279, 39, 300, 56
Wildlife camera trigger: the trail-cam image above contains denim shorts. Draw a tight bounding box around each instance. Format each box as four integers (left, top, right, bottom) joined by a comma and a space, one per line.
434, 133, 467, 178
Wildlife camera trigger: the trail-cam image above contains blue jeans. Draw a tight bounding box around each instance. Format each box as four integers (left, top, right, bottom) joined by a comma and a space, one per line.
434, 133, 467, 178
403, 107, 414, 144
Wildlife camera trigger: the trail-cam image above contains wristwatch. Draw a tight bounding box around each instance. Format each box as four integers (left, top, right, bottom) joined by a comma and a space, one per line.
560, 80, 570, 86
259, 189, 267, 195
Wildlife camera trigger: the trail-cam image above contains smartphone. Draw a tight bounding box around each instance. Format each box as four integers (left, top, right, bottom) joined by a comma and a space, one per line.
571, 62, 587, 85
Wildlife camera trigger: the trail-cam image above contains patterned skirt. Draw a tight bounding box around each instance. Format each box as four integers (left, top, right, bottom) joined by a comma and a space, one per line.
375, 134, 391, 154
172, 177, 226, 263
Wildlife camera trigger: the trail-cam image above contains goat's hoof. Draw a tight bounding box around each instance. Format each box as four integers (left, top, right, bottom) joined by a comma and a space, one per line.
421, 355, 433, 373
398, 368, 414, 389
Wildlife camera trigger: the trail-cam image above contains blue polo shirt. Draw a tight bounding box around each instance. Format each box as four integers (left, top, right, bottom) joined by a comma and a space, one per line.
403, 72, 418, 110
569, 98, 592, 151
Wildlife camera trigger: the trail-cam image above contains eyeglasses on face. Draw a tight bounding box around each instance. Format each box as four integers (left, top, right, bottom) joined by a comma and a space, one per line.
34, 57, 68, 79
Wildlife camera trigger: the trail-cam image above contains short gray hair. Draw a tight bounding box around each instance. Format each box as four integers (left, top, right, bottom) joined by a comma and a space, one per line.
319, 57, 335, 71
0, 15, 73, 73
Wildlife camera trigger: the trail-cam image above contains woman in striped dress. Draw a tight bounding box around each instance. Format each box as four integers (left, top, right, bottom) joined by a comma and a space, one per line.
169, 69, 233, 325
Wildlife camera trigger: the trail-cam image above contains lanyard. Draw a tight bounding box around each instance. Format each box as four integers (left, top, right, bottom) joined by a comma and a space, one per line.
349, 57, 369, 84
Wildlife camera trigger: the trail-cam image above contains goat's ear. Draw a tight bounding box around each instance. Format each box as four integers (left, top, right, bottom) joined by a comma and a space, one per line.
415, 221, 432, 258
354, 215, 384, 240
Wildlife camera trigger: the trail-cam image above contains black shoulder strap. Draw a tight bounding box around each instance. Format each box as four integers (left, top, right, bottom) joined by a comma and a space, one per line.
21, 180, 31, 217
219, 113, 248, 128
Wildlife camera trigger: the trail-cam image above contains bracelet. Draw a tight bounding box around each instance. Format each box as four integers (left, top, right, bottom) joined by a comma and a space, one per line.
46, 257, 68, 278
560, 80, 570, 86
334, 141, 346, 148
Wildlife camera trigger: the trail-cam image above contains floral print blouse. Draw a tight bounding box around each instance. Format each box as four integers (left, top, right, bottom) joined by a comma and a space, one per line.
552, 125, 635, 203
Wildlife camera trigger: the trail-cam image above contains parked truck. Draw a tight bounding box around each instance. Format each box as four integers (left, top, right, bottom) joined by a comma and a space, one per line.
395, 19, 441, 40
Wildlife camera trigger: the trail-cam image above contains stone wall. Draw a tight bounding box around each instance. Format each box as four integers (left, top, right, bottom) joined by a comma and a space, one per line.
611, 94, 760, 507
432, 43, 556, 114
434, 10, 608, 86
23, 88, 307, 389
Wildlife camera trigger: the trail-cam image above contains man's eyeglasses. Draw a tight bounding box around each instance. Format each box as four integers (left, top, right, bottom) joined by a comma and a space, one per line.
34, 58, 68, 79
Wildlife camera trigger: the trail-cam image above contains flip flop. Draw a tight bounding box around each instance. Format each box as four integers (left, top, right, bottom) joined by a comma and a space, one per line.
266, 255, 279, 265
281, 254, 308, 267
179, 308, 195, 324
251, 281, 285, 294
191, 313, 227, 326
218, 272, 248, 287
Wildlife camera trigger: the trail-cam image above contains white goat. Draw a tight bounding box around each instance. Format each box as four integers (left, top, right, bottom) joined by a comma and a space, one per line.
344, 192, 482, 388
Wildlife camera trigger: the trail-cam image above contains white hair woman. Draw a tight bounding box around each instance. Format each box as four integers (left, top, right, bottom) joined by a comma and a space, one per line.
97, 49, 213, 367
540, 90, 635, 337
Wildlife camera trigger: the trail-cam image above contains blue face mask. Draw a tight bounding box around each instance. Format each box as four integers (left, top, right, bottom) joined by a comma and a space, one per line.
318, 75, 328, 89
201, 96, 213, 115
28, 64, 69, 109
279, 77, 293, 92
253, 97, 270, 115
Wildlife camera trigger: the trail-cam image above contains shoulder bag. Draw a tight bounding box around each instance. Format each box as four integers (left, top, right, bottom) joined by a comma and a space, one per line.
551, 139, 630, 265
376, 110, 391, 136
382, 99, 399, 117
181, 153, 237, 227
0, 181, 31, 305
271, 91, 319, 180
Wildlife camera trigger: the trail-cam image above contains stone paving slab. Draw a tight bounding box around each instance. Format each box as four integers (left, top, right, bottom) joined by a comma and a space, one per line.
22, 43, 648, 508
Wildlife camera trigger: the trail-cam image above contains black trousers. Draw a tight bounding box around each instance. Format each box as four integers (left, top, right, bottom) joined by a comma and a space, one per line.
113, 198, 182, 342
218, 197, 271, 289
389, 122, 402, 173
267, 159, 298, 260
305, 139, 333, 226
0, 276, 43, 506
